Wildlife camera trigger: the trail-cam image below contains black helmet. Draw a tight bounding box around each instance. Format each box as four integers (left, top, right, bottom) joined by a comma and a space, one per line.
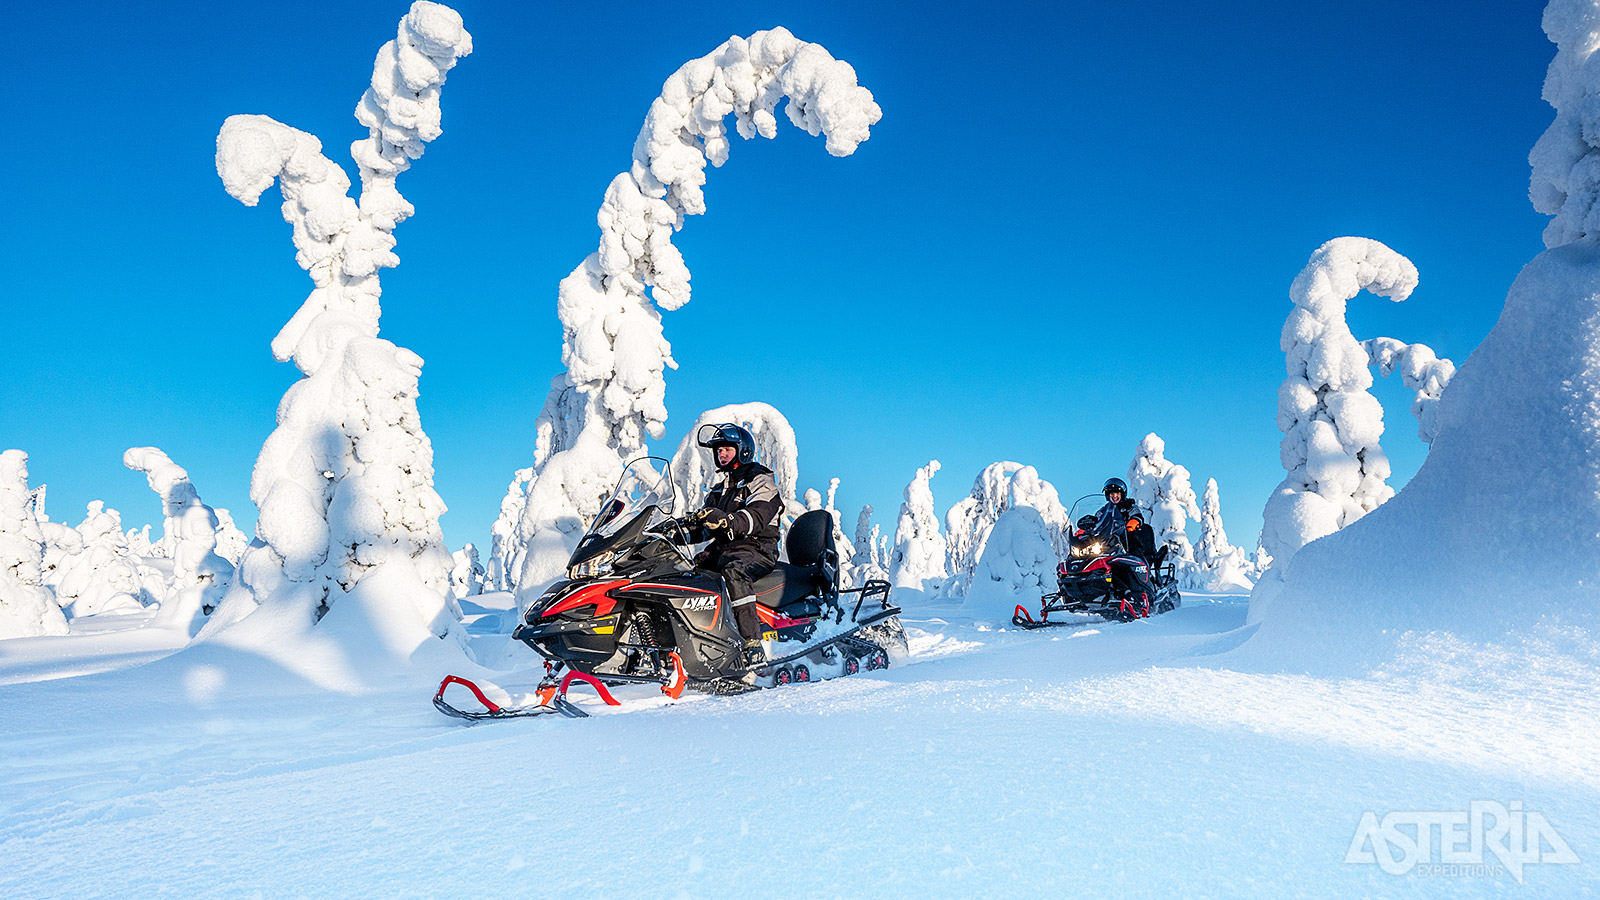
697, 423, 755, 471
1102, 477, 1128, 498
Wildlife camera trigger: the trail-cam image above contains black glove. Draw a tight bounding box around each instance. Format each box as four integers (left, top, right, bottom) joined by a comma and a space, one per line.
700, 507, 732, 531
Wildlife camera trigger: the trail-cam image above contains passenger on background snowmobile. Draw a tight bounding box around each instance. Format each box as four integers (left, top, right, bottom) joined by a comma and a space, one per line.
688, 423, 783, 664
1092, 478, 1158, 606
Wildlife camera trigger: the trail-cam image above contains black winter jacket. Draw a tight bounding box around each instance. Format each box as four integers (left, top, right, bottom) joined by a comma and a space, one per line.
694, 462, 783, 557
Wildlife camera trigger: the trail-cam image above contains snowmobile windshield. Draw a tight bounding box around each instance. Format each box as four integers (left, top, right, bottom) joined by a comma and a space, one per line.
1067, 492, 1149, 552
570, 457, 678, 569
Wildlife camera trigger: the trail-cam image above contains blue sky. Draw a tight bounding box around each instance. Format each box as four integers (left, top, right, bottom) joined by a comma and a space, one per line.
3, 0, 1555, 555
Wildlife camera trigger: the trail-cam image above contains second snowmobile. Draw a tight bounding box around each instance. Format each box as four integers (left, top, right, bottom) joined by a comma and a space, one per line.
1013, 493, 1181, 629
435, 457, 903, 720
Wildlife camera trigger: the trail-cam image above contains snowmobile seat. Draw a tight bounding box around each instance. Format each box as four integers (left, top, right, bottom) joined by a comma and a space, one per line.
740, 511, 839, 617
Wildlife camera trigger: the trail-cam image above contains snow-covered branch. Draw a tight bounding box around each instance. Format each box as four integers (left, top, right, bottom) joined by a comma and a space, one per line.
1362, 338, 1456, 443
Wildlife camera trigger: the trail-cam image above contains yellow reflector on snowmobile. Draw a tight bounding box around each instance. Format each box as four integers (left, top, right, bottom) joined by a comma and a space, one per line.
592, 625, 615, 634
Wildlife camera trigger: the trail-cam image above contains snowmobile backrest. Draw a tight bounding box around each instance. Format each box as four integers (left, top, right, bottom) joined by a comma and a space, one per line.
786, 510, 835, 569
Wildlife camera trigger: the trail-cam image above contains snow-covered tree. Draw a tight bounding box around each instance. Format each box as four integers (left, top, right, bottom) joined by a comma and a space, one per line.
123, 448, 236, 633
941, 462, 1068, 599
509, 29, 881, 605
0, 450, 68, 639
1362, 338, 1456, 443
668, 402, 804, 521
963, 506, 1059, 622
1127, 433, 1202, 585
1253, 238, 1419, 615
852, 505, 889, 583
890, 460, 947, 599
449, 544, 484, 600
486, 467, 532, 593
208, 2, 471, 646
212, 510, 250, 569
50, 502, 151, 619
1194, 478, 1252, 592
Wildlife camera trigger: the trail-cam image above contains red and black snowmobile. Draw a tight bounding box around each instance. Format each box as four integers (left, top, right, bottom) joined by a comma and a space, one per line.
1013, 494, 1181, 629
435, 457, 903, 721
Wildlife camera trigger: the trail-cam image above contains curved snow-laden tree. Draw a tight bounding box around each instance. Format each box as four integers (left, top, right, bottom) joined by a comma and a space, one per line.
1252, 237, 1418, 619
1127, 433, 1202, 585
941, 462, 1068, 599
1362, 338, 1456, 443
207, 2, 471, 649
667, 402, 805, 522
511, 29, 881, 603
0, 450, 68, 639
123, 448, 235, 634
890, 460, 947, 599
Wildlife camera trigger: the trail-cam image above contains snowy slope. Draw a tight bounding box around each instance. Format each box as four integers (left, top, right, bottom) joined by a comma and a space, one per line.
1, 592, 1593, 900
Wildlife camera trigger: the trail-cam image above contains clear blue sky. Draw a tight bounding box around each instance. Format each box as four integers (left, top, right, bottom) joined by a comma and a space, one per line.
2, 0, 1554, 555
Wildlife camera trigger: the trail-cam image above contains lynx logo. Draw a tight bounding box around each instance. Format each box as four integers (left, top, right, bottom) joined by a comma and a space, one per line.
682, 596, 716, 612
1345, 801, 1579, 883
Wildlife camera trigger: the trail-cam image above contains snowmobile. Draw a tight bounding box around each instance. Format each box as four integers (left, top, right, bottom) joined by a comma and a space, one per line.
434, 457, 904, 721
1012, 493, 1181, 629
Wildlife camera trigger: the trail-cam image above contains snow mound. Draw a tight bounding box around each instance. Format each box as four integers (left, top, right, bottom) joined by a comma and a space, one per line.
941, 462, 1067, 599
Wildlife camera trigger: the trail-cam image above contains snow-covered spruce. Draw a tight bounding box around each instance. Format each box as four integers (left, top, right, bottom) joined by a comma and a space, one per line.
962, 506, 1060, 622
941, 462, 1068, 600
890, 460, 947, 600
802, 479, 857, 577
668, 402, 805, 522
852, 505, 890, 583
1252, 238, 1418, 618
1126, 433, 1202, 587
207, 2, 470, 657
1362, 338, 1456, 443
448, 544, 484, 601
0, 450, 68, 638
509, 29, 881, 604
48, 502, 157, 619
123, 448, 236, 634
485, 467, 532, 593
1194, 478, 1252, 592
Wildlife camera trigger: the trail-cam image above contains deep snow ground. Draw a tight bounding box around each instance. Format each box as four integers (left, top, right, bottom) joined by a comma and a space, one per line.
0, 594, 1593, 899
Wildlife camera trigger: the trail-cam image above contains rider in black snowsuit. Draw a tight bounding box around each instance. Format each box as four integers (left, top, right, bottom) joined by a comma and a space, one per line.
687, 424, 783, 663
1094, 478, 1159, 609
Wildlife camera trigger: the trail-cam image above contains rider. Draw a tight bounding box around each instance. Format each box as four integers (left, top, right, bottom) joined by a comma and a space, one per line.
1095, 477, 1158, 610
690, 424, 783, 664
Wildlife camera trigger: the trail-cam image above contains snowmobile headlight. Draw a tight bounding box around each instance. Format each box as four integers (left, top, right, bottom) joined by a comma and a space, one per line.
1073, 541, 1103, 557
568, 550, 617, 580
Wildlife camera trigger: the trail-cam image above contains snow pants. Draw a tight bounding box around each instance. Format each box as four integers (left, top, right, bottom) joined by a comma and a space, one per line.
695, 543, 776, 641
